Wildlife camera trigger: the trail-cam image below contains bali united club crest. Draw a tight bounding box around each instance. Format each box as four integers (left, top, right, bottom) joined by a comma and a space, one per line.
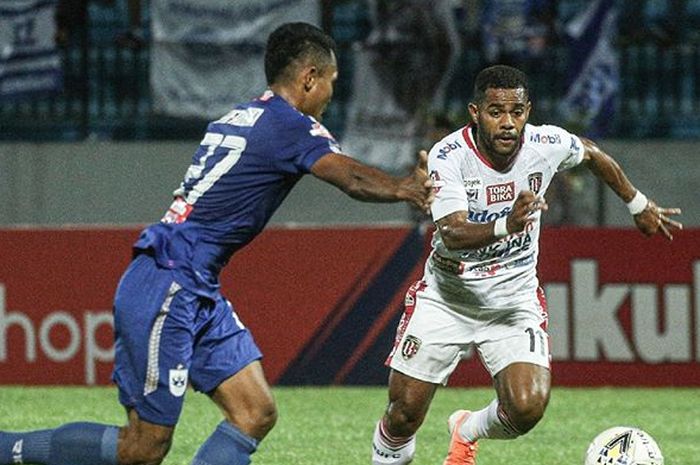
528, 172, 543, 194
401, 335, 422, 360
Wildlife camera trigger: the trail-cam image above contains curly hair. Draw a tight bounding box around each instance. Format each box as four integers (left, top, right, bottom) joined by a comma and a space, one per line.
473, 65, 529, 103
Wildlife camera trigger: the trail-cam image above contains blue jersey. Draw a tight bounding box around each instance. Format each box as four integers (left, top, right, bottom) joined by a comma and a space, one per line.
134, 91, 341, 298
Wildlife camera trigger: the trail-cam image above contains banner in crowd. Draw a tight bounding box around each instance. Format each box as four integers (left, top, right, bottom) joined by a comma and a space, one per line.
1, 226, 699, 386
559, 0, 619, 137
341, 0, 460, 173
0, 0, 62, 100
150, 0, 319, 119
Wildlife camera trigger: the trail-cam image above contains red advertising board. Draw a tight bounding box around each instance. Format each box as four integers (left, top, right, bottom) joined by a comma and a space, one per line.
0, 226, 698, 386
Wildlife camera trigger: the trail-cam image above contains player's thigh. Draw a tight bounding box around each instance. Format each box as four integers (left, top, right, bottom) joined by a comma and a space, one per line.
112, 256, 195, 427
387, 284, 476, 385
189, 297, 272, 438
210, 360, 277, 440
476, 311, 550, 379
385, 369, 438, 433
189, 297, 263, 395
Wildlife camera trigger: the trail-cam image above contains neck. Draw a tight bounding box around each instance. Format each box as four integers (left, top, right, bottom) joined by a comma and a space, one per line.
269, 84, 303, 112
472, 126, 519, 172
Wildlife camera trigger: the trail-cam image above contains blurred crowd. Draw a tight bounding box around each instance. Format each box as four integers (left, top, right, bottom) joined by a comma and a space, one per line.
55, 0, 144, 49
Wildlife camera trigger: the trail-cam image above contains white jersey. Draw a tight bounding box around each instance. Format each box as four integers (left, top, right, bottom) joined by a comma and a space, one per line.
425, 122, 584, 309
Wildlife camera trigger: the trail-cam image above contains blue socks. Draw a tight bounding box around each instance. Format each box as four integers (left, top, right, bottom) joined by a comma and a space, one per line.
0, 422, 119, 465
1, 420, 256, 465
191, 421, 258, 465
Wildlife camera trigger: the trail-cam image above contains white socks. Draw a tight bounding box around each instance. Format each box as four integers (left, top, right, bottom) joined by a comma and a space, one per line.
371, 419, 416, 465
458, 399, 521, 442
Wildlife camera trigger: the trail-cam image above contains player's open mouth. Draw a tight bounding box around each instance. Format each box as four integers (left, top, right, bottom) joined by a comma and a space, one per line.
496, 135, 517, 145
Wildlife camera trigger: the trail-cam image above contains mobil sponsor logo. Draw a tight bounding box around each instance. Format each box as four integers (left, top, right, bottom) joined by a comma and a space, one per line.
486, 181, 515, 205
436, 140, 462, 159
467, 206, 511, 223
530, 133, 562, 145
545, 260, 700, 363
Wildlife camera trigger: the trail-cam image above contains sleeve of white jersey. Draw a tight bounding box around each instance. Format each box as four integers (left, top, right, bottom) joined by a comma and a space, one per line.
428, 145, 469, 222
540, 125, 585, 172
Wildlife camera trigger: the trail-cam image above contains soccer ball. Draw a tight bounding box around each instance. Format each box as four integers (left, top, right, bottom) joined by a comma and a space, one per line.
584, 426, 664, 465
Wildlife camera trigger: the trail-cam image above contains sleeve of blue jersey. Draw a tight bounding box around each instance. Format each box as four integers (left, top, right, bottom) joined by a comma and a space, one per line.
282, 115, 340, 173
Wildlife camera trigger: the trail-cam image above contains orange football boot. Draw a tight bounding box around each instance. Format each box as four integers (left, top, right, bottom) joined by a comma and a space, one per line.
443, 410, 478, 465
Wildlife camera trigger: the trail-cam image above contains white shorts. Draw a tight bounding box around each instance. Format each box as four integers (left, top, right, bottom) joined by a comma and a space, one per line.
386, 281, 551, 385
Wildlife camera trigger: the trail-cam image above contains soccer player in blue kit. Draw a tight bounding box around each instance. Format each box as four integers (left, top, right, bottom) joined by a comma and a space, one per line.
0, 22, 433, 465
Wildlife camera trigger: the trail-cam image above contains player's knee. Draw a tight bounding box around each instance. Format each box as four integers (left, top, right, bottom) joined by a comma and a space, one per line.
251, 400, 278, 436
385, 401, 426, 437
504, 389, 549, 434
232, 397, 278, 440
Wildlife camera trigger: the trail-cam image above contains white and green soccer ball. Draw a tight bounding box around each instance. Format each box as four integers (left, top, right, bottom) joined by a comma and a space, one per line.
584, 426, 664, 465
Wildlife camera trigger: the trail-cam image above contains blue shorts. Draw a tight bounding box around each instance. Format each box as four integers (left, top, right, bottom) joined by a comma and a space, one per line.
112, 254, 262, 426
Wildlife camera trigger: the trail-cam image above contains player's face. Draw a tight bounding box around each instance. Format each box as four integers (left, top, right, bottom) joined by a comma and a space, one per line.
306, 52, 338, 121
469, 87, 530, 161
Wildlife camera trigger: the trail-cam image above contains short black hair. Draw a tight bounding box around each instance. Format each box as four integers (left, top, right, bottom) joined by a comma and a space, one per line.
473, 65, 529, 103
264, 22, 337, 85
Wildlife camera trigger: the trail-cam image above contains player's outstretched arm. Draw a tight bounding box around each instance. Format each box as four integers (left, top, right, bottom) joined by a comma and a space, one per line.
580, 137, 683, 240
310, 150, 434, 212
437, 190, 547, 250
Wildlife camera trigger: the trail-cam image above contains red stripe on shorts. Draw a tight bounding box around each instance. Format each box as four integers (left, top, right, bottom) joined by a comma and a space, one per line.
385, 280, 427, 366
537, 286, 548, 331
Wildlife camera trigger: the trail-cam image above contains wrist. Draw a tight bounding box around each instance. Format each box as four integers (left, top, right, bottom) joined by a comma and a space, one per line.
626, 190, 648, 215
494, 216, 509, 238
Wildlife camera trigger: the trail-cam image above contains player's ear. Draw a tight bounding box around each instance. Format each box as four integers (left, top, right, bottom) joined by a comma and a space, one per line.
468, 102, 479, 124
302, 65, 317, 93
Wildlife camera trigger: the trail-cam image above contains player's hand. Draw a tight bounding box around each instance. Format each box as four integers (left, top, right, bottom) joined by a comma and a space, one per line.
401, 150, 435, 214
507, 190, 548, 234
634, 200, 683, 240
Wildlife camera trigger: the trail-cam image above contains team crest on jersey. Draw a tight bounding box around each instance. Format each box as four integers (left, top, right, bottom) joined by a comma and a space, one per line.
464, 177, 481, 200
528, 172, 543, 194
486, 181, 515, 205
169, 364, 188, 397
401, 335, 422, 359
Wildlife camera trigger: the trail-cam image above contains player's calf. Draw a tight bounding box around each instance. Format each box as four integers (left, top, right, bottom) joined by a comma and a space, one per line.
0, 422, 120, 465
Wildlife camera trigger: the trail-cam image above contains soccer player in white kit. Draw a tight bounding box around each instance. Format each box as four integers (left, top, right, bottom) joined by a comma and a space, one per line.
371, 65, 683, 465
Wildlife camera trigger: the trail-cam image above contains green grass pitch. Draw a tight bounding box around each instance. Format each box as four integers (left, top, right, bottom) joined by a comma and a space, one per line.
0, 386, 697, 464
